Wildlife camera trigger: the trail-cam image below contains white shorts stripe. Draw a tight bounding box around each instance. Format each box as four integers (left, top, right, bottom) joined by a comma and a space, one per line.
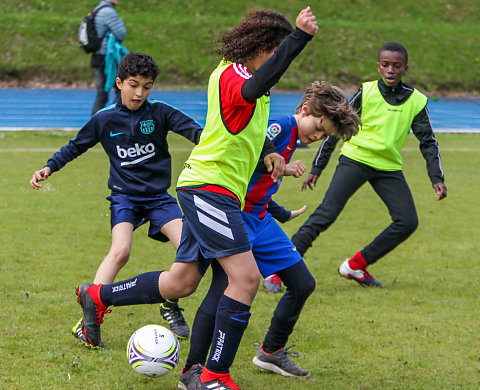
193, 194, 229, 223
197, 210, 234, 240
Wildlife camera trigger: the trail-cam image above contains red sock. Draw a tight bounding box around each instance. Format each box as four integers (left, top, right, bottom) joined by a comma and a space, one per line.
349, 252, 367, 270
87, 284, 106, 307
201, 367, 226, 381
201, 368, 238, 389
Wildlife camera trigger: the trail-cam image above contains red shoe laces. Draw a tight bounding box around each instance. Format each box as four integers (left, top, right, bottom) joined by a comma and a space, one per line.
96, 307, 112, 325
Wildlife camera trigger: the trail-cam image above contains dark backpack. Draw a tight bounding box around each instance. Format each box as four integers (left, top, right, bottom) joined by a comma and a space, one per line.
78, 5, 108, 53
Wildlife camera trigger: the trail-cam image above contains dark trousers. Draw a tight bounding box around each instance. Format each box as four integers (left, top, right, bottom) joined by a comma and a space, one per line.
262, 260, 315, 351
291, 155, 418, 264
91, 55, 121, 116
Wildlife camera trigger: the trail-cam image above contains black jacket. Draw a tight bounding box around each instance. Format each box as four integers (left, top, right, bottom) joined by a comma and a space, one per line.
46, 100, 202, 195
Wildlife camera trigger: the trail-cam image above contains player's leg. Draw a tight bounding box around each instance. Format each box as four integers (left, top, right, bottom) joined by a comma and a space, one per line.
76, 207, 203, 348
160, 218, 182, 249
157, 218, 190, 338
92, 63, 108, 115
253, 261, 315, 377
291, 155, 370, 256
175, 189, 259, 389
93, 222, 134, 283
198, 251, 260, 388
93, 192, 145, 284
72, 193, 138, 345
146, 195, 191, 339
179, 261, 228, 390
247, 214, 314, 377
338, 171, 417, 288
363, 171, 418, 262
76, 261, 202, 348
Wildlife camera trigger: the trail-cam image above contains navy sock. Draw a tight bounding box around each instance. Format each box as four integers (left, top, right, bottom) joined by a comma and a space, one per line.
185, 309, 216, 371
205, 295, 251, 373
100, 271, 164, 307
185, 261, 227, 371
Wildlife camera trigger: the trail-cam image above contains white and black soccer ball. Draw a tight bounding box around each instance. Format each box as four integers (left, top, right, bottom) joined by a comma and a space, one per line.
126, 324, 180, 377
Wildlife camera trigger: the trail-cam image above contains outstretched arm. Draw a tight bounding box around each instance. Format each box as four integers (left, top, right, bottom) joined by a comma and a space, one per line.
267, 199, 307, 223
288, 204, 307, 221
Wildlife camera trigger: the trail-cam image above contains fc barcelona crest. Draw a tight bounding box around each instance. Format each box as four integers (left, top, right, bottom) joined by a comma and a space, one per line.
140, 120, 155, 134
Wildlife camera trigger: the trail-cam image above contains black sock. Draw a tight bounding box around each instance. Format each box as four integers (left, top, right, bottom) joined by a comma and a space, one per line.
100, 271, 164, 306
205, 295, 251, 373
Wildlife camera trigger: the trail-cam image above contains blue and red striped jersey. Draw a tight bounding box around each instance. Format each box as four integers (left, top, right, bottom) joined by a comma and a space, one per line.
243, 115, 298, 218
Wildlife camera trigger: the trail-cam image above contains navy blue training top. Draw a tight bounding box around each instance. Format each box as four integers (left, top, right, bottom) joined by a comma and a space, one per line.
46, 99, 203, 196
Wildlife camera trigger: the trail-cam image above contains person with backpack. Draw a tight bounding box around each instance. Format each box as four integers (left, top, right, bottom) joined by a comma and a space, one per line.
88, 0, 127, 115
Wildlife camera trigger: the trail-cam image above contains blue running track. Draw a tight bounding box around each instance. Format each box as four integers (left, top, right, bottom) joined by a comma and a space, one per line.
0, 88, 478, 132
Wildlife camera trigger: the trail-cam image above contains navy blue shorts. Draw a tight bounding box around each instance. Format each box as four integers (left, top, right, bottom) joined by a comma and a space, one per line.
242, 212, 302, 278
107, 192, 183, 242
175, 189, 251, 276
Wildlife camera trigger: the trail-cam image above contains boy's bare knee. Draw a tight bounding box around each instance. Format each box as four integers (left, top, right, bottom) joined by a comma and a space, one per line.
108, 245, 131, 267
232, 272, 261, 291
166, 282, 197, 299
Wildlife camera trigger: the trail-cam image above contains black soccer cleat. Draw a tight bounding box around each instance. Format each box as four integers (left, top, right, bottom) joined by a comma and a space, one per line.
75, 283, 111, 348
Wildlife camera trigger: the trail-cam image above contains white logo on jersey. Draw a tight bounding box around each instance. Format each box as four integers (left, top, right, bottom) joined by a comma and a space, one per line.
232, 63, 252, 80
266, 123, 281, 140
116, 143, 155, 166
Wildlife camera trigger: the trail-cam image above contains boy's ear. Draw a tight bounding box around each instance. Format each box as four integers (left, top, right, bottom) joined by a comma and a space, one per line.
301, 102, 309, 115
115, 77, 123, 90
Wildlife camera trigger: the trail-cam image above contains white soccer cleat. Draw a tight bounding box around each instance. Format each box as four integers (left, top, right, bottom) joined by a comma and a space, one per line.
338, 259, 383, 288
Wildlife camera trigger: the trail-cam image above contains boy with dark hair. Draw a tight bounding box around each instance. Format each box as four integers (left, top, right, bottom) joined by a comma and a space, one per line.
74, 8, 318, 389
178, 81, 360, 389
291, 42, 447, 287
30, 52, 201, 344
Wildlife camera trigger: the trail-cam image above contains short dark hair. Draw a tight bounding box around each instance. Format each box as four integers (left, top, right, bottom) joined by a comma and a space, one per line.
296, 81, 361, 142
117, 52, 159, 81
378, 42, 408, 64
216, 9, 293, 64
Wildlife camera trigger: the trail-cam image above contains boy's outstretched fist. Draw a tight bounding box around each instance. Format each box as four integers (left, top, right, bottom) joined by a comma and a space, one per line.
296, 6, 318, 36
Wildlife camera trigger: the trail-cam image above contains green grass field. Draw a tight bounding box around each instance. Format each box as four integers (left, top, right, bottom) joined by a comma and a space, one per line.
0, 131, 479, 389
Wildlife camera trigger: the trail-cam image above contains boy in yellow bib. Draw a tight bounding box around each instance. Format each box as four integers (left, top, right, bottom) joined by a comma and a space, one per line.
292, 42, 447, 287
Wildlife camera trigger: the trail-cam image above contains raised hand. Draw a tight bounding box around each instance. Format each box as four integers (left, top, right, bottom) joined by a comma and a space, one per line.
296, 6, 318, 36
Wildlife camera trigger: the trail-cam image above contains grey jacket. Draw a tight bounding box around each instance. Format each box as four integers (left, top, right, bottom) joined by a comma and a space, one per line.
93, 0, 127, 55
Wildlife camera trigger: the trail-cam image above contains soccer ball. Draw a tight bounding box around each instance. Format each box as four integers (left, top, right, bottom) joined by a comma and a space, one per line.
126, 324, 180, 377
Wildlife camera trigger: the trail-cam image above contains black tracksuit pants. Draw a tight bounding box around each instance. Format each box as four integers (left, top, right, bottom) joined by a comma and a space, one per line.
291, 155, 419, 264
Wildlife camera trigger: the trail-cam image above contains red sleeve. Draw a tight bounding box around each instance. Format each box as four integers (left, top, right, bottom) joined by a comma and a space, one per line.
219, 63, 257, 134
